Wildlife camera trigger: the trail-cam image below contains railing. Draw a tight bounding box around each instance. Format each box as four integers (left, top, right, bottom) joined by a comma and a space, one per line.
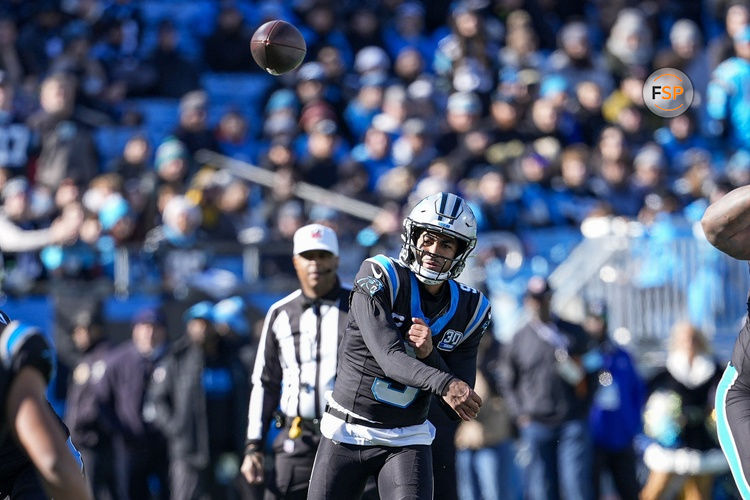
549, 217, 749, 363
4, 218, 744, 363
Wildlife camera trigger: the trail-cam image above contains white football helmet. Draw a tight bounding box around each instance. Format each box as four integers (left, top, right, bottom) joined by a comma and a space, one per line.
399, 192, 477, 285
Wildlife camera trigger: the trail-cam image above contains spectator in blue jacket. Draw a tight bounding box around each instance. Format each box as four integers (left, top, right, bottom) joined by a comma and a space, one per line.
584, 300, 645, 500
707, 25, 750, 149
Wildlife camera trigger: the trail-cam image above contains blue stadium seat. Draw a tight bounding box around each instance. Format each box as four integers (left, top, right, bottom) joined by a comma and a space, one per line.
104, 294, 162, 323
210, 254, 245, 281
1, 295, 54, 342
94, 127, 141, 170
127, 98, 180, 137
201, 73, 274, 111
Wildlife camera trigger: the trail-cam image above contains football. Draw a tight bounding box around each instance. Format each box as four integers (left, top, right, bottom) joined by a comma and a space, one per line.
250, 20, 307, 75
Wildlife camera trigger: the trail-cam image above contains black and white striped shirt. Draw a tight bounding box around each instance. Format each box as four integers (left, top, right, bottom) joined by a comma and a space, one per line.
246, 283, 350, 446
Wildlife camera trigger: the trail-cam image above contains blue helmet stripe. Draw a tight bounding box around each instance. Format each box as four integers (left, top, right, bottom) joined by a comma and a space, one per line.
438, 192, 448, 215
449, 194, 461, 218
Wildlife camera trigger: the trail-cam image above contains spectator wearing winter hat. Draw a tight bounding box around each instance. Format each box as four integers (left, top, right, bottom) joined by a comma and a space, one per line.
98, 306, 170, 500
154, 136, 190, 188
265, 89, 299, 121
344, 72, 387, 141
295, 62, 328, 106
350, 116, 396, 192
631, 143, 667, 201
603, 8, 653, 81
64, 302, 116, 500
212, 296, 255, 371
393, 46, 425, 87
547, 21, 614, 95
354, 46, 390, 76
391, 117, 437, 174
654, 19, 710, 102
382, 2, 432, 63
299, 118, 345, 189
175, 89, 219, 156
98, 194, 134, 242
96, 194, 137, 279
436, 91, 482, 159
143, 195, 205, 297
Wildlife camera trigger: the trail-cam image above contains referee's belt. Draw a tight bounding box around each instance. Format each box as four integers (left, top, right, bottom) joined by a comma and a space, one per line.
324, 404, 393, 429
279, 416, 320, 433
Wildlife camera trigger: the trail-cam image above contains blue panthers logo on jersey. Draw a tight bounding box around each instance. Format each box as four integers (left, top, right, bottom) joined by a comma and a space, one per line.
437, 329, 464, 351
357, 277, 384, 297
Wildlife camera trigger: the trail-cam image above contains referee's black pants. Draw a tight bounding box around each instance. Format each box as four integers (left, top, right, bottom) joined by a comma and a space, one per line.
265, 424, 320, 500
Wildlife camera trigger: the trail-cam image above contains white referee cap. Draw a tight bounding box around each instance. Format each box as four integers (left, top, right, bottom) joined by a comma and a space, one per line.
293, 223, 339, 257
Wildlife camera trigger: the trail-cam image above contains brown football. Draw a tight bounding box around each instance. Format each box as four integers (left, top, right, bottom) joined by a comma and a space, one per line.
250, 20, 307, 75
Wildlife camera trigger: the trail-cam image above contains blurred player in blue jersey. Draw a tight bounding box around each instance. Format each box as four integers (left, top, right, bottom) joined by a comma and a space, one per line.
0, 310, 93, 500
308, 192, 491, 500
702, 183, 750, 498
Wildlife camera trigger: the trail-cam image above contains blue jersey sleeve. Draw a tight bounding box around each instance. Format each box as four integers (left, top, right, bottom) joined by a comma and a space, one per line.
0, 322, 55, 384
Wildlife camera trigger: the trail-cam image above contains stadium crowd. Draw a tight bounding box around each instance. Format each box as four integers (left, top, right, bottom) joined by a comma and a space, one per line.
1, 0, 750, 498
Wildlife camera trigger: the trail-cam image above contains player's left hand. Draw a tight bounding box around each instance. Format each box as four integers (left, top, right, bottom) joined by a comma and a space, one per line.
408, 317, 433, 359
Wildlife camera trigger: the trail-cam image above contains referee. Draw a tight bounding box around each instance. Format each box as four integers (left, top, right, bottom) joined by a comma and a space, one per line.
241, 223, 349, 499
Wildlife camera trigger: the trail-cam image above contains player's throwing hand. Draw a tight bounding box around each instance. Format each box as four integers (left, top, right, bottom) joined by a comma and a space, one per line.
442, 378, 482, 421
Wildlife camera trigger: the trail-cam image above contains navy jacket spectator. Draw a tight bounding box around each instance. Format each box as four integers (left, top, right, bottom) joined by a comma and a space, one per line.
588, 339, 645, 451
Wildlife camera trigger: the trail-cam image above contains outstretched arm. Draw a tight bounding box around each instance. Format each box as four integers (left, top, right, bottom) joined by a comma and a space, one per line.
701, 185, 750, 259
7, 367, 93, 500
